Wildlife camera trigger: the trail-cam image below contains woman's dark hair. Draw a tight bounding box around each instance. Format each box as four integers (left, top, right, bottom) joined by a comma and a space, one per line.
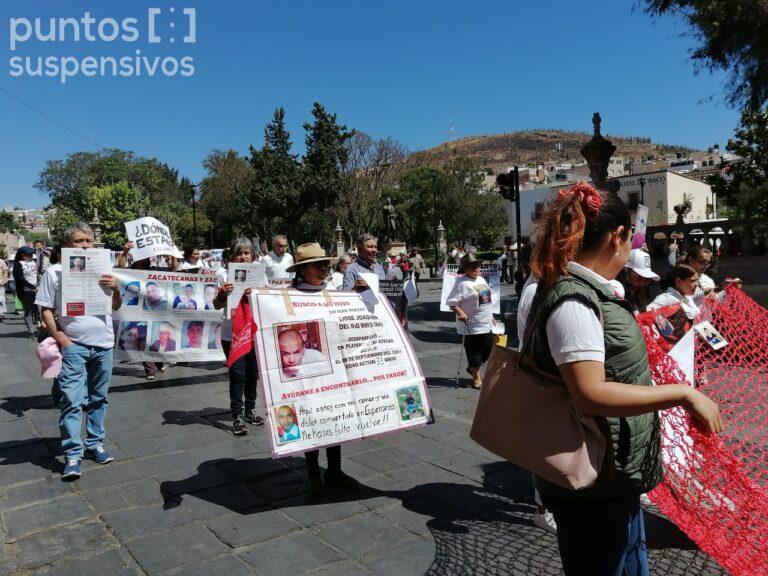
531, 183, 631, 288
669, 263, 697, 286
49, 244, 62, 265
682, 245, 712, 264
183, 247, 197, 261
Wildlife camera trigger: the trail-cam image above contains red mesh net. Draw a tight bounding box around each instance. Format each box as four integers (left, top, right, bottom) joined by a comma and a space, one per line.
643, 286, 768, 576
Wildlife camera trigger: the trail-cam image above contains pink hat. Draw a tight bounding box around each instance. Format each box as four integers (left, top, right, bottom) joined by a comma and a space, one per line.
36, 337, 62, 378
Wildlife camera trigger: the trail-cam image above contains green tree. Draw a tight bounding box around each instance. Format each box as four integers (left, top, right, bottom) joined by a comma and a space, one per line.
199, 149, 255, 246
707, 107, 768, 217
36, 149, 188, 224
299, 103, 353, 244
0, 211, 19, 233
643, 0, 768, 110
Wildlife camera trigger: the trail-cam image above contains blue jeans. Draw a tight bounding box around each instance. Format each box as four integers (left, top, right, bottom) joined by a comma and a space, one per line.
59, 342, 113, 459
221, 340, 258, 418
542, 493, 649, 576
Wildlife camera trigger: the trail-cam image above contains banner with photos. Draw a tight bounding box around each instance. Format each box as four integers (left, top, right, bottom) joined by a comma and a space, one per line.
112, 269, 225, 362
251, 288, 431, 456
439, 263, 501, 314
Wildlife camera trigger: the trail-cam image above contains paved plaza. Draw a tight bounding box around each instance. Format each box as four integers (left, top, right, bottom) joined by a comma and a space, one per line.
0, 282, 728, 575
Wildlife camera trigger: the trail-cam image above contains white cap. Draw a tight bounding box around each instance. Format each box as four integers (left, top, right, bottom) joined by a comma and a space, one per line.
625, 249, 659, 281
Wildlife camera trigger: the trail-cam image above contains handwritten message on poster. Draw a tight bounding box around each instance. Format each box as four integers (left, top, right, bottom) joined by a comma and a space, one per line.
125, 217, 184, 261
112, 269, 225, 362
439, 263, 501, 314
251, 289, 431, 456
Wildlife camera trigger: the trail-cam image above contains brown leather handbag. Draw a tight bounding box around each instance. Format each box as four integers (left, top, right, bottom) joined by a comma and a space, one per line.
470, 296, 606, 490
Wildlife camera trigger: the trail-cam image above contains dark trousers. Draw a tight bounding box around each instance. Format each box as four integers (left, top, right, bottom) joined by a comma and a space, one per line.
541, 493, 649, 576
221, 340, 258, 418
305, 445, 341, 479
463, 332, 493, 368
20, 290, 39, 334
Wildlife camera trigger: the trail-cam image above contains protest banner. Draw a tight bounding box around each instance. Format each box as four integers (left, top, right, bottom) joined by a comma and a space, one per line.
125, 217, 184, 261
226, 262, 268, 319
439, 263, 501, 314
251, 288, 431, 456
112, 269, 225, 362
60, 248, 113, 316
631, 204, 649, 249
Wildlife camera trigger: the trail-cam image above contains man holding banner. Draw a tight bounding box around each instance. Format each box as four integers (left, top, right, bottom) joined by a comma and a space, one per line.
36, 223, 122, 481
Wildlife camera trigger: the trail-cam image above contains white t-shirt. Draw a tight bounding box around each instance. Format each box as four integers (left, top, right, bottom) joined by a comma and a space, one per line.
516, 262, 605, 366
517, 275, 539, 348
34, 263, 115, 348
692, 272, 715, 307
265, 251, 295, 280
445, 275, 494, 335
647, 287, 700, 319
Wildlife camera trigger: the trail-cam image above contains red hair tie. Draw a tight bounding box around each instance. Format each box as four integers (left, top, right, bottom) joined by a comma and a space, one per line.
558, 181, 603, 220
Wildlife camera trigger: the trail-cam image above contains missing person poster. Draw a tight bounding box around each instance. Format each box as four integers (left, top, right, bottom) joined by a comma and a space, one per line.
124, 217, 184, 261
636, 303, 693, 354
251, 288, 431, 456
112, 269, 225, 362
226, 262, 268, 319
439, 263, 501, 314
60, 248, 113, 316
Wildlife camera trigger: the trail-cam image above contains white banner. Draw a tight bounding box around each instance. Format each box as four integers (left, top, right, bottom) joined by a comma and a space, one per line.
112, 269, 225, 362
439, 263, 501, 314
60, 248, 113, 316
125, 217, 184, 261
251, 288, 431, 456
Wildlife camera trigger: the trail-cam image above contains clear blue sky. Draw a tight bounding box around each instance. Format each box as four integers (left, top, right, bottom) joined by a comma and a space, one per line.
0, 0, 741, 209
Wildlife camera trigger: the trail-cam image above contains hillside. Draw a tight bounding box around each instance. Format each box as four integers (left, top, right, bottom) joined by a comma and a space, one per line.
408, 129, 699, 173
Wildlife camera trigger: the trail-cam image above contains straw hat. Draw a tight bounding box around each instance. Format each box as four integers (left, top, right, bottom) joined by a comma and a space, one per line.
286, 243, 336, 273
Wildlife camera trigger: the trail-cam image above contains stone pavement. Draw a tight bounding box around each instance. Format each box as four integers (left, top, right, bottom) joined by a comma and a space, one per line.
0, 283, 728, 575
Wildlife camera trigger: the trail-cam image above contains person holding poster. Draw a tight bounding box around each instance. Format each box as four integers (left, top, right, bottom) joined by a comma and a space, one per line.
342, 233, 385, 292
647, 263, 700, 320
287, 243, 359, 497
523, 182, 722, 575
35, 223, 122, 480
214, 238, 263, 436
446, 253, 495, 390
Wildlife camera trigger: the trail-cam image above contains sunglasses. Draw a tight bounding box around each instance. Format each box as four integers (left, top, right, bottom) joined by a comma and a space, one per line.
308, 261, 330, 269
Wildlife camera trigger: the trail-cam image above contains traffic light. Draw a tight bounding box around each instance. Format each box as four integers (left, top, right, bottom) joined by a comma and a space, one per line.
496, 168, 518, 202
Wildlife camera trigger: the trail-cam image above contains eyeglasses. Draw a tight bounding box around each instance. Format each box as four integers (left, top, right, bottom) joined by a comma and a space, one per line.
695, 258, 711, 266
276, 244, 288, 248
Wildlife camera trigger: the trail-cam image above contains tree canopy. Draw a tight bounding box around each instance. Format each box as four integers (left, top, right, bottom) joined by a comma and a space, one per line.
707, 107, 768, 217
643, 0, 768, 111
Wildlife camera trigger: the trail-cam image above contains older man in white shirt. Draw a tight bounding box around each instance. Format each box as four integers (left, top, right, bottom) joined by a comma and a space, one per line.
264, 234, 294, 281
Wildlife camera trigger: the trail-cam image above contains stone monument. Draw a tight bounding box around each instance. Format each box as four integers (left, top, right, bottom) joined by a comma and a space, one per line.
580, 112, 616, 191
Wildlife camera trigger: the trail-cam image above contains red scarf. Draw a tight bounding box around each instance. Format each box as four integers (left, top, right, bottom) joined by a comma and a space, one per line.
227, 294, 257, 367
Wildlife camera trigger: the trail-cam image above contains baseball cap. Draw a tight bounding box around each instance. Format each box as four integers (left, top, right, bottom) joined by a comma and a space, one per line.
18, 246, 35, 255
625, 249, 660, 281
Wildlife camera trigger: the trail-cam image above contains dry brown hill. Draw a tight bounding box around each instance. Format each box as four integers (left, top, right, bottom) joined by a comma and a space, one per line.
408, 129, 698, 173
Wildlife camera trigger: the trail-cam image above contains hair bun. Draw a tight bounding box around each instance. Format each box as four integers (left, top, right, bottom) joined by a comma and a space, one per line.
558, 181, 603, 220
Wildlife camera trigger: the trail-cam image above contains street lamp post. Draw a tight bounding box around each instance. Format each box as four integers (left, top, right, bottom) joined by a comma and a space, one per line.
191, 184, 198, 243
496, 166, 522, 249
430, 169, 438, 273
638, 176, 646, 206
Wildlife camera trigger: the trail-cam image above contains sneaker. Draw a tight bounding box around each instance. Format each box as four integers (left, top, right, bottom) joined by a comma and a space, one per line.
245, 409, 264, 426
324, 470, 360, 490
158, 364, 167, 372
232, 416, 248, 436
62, 459, 81, 480
533, 510, 557, 534
86, 446, 114, 464
145, 374, 155, 381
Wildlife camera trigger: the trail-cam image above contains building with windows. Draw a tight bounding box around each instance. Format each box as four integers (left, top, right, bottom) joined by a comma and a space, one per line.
502, 170, 714, 241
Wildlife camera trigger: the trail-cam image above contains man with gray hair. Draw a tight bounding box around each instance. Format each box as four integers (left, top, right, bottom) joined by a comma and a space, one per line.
35, 223, 122, 480
264, 234, 294, 281
343, 233, 385, 291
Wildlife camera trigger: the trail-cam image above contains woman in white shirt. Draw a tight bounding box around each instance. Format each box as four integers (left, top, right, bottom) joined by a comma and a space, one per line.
446, 253, 494, 389
523, 181, 722, 575
647, 264, 700, 319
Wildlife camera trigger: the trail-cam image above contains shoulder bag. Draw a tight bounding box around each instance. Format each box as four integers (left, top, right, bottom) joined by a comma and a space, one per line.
469, 290, 606, 490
